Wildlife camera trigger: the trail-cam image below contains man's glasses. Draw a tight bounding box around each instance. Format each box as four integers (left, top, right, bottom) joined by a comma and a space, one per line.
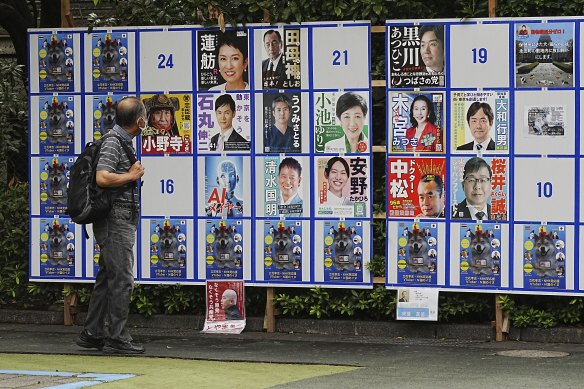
463, 177, 491, 185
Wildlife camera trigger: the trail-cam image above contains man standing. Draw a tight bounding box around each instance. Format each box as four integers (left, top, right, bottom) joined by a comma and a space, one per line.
452, 157, 493, 220
262, 30, 286, 89
457, 102, 496, 151
278, 157, 303, 217
221, 289, 243, 320
76, 97, 146, 354
209, 94, 249, 152
416, 174, 445, 218
265, 94, 299, 153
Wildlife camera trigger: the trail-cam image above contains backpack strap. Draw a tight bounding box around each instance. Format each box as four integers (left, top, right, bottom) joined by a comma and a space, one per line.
100, 132, 140, 209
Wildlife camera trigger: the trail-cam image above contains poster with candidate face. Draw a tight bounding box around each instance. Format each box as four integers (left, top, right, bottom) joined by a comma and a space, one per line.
140, 93, 192, 154
395, 222, 438, 285
389, 91, 445, 153
451, 91, 510, 153
196, 29, 249, 91
315, 156, 370, 218
196, 93, 251, 153
313, 91, 370, 154
255, 155, 310, 218
387, 157, 446, 219
257, 28, 302, 90
450, 156, 509, 221
458, 223, 502, 288
522, 225, 566, 290
388, 24, 446, 88
202, 280, 245, 334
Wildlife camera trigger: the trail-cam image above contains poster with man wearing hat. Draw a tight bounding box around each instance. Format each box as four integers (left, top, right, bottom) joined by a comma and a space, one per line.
140, 93, 193, 154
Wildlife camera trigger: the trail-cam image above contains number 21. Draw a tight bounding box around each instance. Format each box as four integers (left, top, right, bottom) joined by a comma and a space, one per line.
332, 50, 348, 66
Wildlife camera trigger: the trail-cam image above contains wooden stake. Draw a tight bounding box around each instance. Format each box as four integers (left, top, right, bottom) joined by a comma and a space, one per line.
495, 294, 506, 341
489, 0, 497, 18
264, 287, 276, 333
63, 283, 78, 326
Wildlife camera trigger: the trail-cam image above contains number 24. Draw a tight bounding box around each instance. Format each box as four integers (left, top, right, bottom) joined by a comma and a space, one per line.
158, 54, 174, 69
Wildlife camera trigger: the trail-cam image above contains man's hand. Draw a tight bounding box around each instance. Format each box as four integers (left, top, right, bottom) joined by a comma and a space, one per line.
129, 161, 145, 181
96, 161, 145, 188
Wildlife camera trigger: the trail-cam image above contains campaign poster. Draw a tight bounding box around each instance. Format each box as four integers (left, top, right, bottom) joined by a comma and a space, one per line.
37, 95, 76, 155
37, 33, 75, 93
262, 220, 303, 282
204, 220, 244, 279
450, 156, 509, 221
396, 222, 438, 285
387, 157, 446, 219
88, 94, 131, 142
204, 156, 246, 218
522, 225, 566, 290
313, 91, 370, 154
147, 219, 188, 279
91, 32, 129, 92
202, 280, 245, 334
389, 91, 445, 153
263, 92, 302, 153
196, 29, 249, 91
459, 223, 502, 288
196, 93, 251, 153
140, 93, 192, 154
388, 24, 446, 88
39, 217, 76, 278
258, 28, 302, 89
39, 156, 74, 216
524, 106, 565, 137
515, 22, 574, 88
451, 91, 510, 152
322, 220, 365, 283
257, 155, 309, 218
315, 156, 370, 218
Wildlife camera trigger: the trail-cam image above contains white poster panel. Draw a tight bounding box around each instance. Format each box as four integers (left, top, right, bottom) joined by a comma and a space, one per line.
139, 30, 193, 92
514, 157, 575, 222
450, 23, 510, 88
312, 24, 370, 89
514, 90, 575, 155
140, 156, 194, 217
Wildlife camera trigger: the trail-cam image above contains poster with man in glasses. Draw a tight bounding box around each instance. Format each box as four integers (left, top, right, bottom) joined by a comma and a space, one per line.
451, 156, 508, 221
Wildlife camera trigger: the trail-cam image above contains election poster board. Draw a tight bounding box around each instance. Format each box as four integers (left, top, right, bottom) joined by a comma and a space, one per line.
386, 17, 584, 296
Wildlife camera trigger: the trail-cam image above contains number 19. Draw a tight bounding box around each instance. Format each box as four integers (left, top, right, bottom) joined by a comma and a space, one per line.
472, 48, 488, 64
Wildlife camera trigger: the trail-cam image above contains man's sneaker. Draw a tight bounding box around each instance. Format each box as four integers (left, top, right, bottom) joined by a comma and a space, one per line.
76, 330, 104, 350
102, 340, 145, 355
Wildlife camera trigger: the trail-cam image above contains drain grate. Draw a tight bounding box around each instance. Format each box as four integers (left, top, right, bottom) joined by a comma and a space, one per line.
496, 350, 569, 358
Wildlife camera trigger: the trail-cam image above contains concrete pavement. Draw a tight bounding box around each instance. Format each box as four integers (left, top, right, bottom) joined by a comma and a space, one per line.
1, 322, 584, 388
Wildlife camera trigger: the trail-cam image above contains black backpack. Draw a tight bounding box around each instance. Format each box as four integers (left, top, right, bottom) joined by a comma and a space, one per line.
67, 133, 137, 226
